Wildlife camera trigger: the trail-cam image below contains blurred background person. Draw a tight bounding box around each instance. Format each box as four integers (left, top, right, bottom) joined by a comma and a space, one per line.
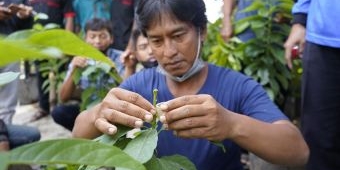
122, 29, 157, 78
72, 0, 112, 34
51, 18, 124, 131
284, 0, 340, 169
28, 0, 75, 121
0, 0, 33, 124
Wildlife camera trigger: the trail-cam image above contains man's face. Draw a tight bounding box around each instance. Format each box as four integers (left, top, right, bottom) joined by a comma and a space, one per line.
135, 35, 155, 63
146, 14, 200, 77
85, 29, 113, 52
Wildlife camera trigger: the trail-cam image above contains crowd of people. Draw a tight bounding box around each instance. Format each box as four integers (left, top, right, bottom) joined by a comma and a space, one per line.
1, 0, 339, 170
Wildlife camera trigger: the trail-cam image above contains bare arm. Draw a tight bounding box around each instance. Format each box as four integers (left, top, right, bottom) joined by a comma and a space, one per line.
221, 0, 235, 41
64, 17, 74, 32
230, 115, 309, 166
158, 95, 309, 166
59, 56, 87, 102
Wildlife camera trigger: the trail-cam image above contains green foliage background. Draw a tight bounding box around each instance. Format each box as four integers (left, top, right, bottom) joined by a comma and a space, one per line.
203, 0, 302, 111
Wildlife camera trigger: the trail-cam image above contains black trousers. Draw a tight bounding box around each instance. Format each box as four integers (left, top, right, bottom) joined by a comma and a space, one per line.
301, 42, 340, 170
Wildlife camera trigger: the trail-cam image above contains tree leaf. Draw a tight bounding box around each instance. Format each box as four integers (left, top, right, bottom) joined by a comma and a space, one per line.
123, 129, 158, 163
0, 139, 145, 170
28, 29, 115, 67
144, 155, 196, 170
0, 40, 50, 66
95, 125, 132, 146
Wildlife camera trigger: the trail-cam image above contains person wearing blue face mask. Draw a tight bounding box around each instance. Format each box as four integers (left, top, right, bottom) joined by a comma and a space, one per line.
72, 0, 309, 169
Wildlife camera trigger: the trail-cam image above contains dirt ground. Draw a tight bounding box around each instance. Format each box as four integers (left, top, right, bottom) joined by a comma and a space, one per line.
13, 103, 72, 140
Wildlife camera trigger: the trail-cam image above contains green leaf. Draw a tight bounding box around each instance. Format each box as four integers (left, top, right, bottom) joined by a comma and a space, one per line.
0, 139, 145, 170
144, 155, 196, 170
73, 68, 83, 84
95, 125, 132, 146
265, 87, 275, 101
258, 8, 269, 17
96, 62, 112, 73
234, 21, 250, 35
0, 72, 20, 86
28, 29, 115, 67
6, 29, 37, 40
211, 141, 227, 153
82, 65, 97, 77
257, 69, 270, 85
0, 40, 51, 66
123, 129, 158, 163
276, 74, 289, 90
244, 62, 258, 76
0, 152, 9, 170
242, 0, 264, 12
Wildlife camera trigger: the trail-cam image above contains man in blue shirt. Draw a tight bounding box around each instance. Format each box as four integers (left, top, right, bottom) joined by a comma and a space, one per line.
73, 0, 309, 169
284, 1, 340, 169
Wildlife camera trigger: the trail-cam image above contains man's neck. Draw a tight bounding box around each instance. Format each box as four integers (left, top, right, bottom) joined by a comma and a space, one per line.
166, 63, 208, 98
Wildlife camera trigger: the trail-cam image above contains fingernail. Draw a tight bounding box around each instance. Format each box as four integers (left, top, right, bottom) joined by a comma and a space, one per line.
163, 123, 168, 130
160, 103, 168, 110
135, 120, 143, 127
108, 127, 117, 135
160, 115, 166, 123
173, 131, 177, 136
144, 113, 153, 122
150, 109, 156, 115
156, 102, 168, 110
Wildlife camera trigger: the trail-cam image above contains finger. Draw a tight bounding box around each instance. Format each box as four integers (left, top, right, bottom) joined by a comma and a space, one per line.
284, 41, 293, 69
158, 95, 202, 111
164, 105, 206, 124
111, 88, 154, 111
94, 117, 118, 135
109, 88, 154, 122
168, 116, 206, 131
174, 127, 207, 139
102, 108, 144, 128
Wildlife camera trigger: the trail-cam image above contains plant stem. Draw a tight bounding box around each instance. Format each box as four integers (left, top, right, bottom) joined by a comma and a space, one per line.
151, 89, 158, 128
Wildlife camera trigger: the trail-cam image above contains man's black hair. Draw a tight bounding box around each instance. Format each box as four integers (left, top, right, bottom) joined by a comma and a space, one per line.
136, 0, 207, 36
84, 18, 114, 36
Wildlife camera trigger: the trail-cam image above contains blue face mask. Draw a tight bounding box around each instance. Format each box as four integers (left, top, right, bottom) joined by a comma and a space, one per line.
156, 28, 205, 82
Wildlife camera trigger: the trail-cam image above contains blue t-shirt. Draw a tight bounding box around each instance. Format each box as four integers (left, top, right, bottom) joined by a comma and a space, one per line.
292, 0, 340, 48
120, 64, 288, 170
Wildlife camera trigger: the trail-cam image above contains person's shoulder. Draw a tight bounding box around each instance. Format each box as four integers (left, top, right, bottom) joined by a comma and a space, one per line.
208, 63, 244, 78
107, 48, 123, 55
132, 66, 158, 77
106, 48, 123, 59
208, 63, 258, 86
